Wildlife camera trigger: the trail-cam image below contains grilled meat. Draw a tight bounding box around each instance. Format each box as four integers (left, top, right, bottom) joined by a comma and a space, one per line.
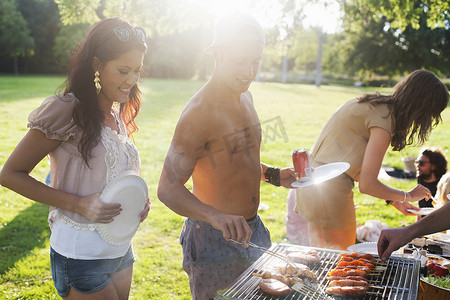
326, 286, 368, 296
328, 279, 369, 287
278, 263, 317, 279
259, 278, 292, 296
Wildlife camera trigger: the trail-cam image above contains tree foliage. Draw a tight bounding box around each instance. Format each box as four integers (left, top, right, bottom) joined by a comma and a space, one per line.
52, 0, 215, 78
344, 0, 450, 30
1, 0, 449, 79
0, 0, 34, 58
328, 0, 450, 77
53, 23, 90, 69
325, 17, 403, 77
54, 0, 210, 39
16, 0, 62, 73
0, 0, 35, 74
54, 0, 103, 25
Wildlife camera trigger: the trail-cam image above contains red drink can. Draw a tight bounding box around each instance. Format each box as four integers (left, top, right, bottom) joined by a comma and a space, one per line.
292, 149, 311, 181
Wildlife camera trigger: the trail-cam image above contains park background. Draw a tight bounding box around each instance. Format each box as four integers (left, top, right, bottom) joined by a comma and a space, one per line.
1, 0, 450, 299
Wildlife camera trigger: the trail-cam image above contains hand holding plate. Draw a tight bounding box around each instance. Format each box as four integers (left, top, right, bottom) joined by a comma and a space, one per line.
78, 192, 122, 223
291, 162, 350, 188
95, 174, 148, 245
279, 167, 297, 188
139, 198, 151, 222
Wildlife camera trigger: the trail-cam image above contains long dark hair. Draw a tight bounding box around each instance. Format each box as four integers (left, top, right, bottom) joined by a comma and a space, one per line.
358, 70, 449, 151
62, 18, 147, 165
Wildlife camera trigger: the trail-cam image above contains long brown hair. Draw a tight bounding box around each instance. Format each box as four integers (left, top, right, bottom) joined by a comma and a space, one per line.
358, 70, 449, 151
62, 18, 147, 165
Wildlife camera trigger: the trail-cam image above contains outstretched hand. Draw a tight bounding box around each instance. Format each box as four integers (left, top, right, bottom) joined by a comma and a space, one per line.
390, 201, 420, 216
377, 227, 413, 261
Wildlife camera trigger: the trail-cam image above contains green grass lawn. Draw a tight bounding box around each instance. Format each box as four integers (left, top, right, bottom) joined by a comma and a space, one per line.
0, 75, 449, 299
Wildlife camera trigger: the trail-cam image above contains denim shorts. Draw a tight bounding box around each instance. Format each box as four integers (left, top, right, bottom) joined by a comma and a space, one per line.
50, 247, 135, 297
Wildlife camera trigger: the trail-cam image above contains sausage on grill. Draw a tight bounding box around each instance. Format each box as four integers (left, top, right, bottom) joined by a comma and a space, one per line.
328, 279, 369, 287
327, 275, 368, 282
335, 265, 372, 273
326, 252, 379, 297
328, 267, 370, 277
326, 286, 368, 296
254, 271, 302, 286
339, 253, 375, 263
339, 256, 376, 265
259, 278, 292, 296
337, 260, 375, 269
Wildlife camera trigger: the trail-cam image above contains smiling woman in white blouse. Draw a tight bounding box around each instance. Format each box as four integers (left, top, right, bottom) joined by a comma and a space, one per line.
0, 18, 150, 300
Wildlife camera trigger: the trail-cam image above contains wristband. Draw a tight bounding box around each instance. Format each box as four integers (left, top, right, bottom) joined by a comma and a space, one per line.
265, 167, 280, 186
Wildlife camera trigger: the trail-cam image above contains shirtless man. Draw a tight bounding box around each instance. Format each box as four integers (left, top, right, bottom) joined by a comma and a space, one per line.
157, 13, 296, 299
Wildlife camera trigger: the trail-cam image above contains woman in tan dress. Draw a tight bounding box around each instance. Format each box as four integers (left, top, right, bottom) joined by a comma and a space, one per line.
296, 70, 449, 250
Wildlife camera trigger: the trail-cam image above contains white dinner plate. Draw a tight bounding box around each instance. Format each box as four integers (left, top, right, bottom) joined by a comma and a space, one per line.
96, 174, 148, 245
426, 233, 450, 244
291, 162, 350, 188
407, 208, 435, 215
347, 242, 379, 255
348, 242, 412, 258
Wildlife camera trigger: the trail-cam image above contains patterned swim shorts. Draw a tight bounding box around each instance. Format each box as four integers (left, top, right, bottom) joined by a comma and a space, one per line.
180, 215, 271, 300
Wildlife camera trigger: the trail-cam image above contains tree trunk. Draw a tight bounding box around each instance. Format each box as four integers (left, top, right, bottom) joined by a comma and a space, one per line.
315, 34, 323, 87
281, 54, 288, 83
13, 57, 19, 76
95, 0, 106, 19
281, 44, 291, 84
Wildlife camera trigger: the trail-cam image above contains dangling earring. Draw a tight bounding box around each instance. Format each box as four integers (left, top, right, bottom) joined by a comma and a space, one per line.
94, 71, 101, 95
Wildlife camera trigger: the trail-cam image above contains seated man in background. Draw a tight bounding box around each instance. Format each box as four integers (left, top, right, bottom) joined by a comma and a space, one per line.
415, 147, 447, 216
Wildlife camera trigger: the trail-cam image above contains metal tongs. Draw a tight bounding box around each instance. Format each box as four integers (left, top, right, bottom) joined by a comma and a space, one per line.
228, 239, 297, 269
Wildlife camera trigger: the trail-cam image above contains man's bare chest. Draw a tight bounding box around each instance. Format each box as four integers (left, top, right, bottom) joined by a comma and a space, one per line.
198, 117, 262, 168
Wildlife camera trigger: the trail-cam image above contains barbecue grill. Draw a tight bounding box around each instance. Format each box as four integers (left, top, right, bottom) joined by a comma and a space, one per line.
216, 243, 420, 300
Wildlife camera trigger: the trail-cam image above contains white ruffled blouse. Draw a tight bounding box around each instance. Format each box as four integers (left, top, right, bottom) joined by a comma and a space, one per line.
28, 93, 141, 259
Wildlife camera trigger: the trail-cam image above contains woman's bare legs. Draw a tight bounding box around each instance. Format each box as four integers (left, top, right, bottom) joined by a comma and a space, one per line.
64, 265, 133, 300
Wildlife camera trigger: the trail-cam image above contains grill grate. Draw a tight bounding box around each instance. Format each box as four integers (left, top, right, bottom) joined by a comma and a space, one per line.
216, 243, 420, 300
